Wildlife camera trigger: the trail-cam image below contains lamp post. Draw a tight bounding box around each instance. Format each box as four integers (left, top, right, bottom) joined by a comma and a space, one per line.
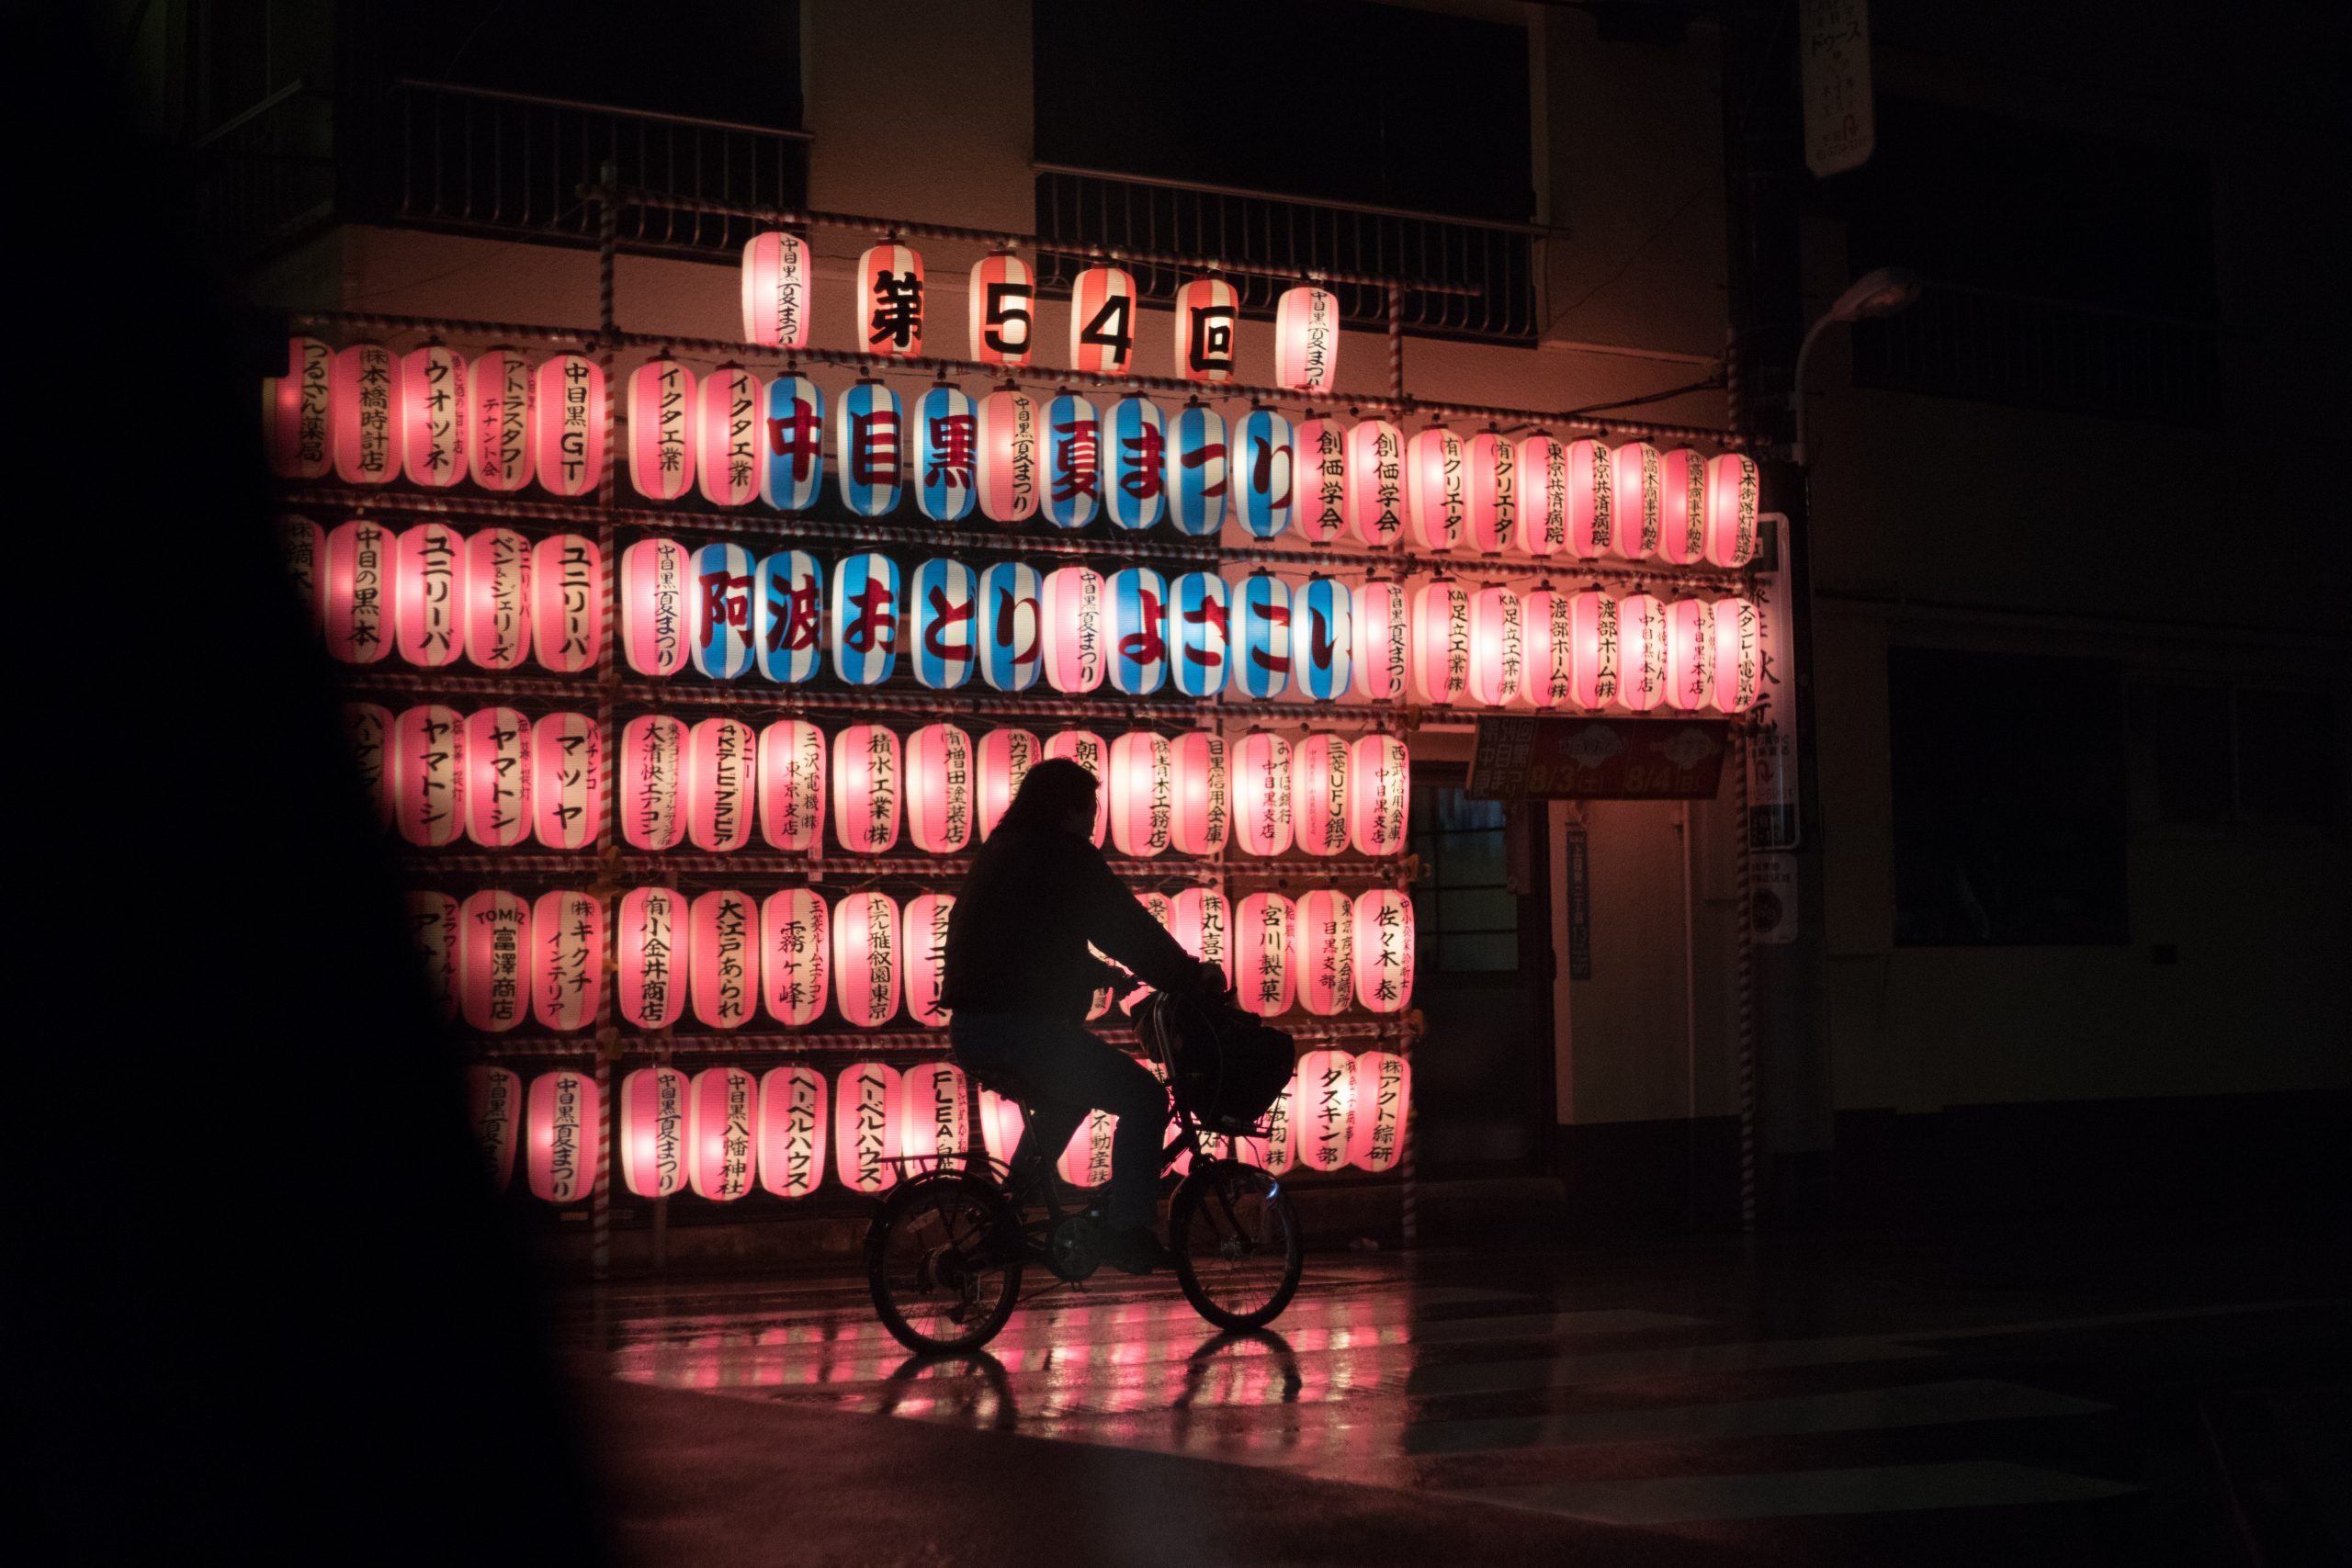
1791, 267, 1922, 463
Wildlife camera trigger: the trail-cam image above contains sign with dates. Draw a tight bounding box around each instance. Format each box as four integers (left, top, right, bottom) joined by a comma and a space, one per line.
1467, 716, 1731, 801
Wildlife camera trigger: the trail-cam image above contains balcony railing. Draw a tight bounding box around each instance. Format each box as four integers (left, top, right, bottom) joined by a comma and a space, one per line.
1851, 281, 2224, 428
186, 79, 339, 264
1035, 164, 1544, 344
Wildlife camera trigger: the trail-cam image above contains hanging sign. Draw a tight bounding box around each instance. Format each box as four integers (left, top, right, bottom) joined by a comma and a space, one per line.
263, 335, 333, 480
1169, 571, 1229, 697
978, 560, 1041, 692
620, 714, 685, 851
969, 253, 1035, 367
902, 894, 956, 1027
390, 704, 466, 847
1236, 574, 1292, 700
830, 551, 902, 685
1170, 403, 1228, 536
1107, 566, 1168, 695
831, 721, 901, 854
626, 358, 694, 502
915, 383, 978, 523
976, 727, 1040, 839
1235, 407, 1294, 538
684, 716, 756, 852
1351, 890, 1415, 1014
1040, 564, 1107, 694
463, 527, 531, 671
836, 381, 904, 516
617, 887, 687, 1029
1104, 396, 1167, 530
331, 342, 400, 486
1170, 731, 1228, 856
620, 537, 690, 678
322, 518, 394, 664
905, 722, 977, 853
857, 243, 925, 356
741, 231, 814, 349
394, 522, 467, 668
1236, 892, 1294, 1017
456, 889, 531, 1034
1466, 715, 1733, 799
689, 1066, 759, 1201
978, 388, 1041, 524
1069, 265, 1137, 375
687, 540, 756, 680
526, 1071, 600, 1203
1346, 732, 1408, 857
833, 892, 902, 1029
619, 1066, 690, 1198
1233, 731, 1293, 857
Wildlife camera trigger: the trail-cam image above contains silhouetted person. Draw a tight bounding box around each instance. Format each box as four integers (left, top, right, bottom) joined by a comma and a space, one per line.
943, 759, 1223, 1271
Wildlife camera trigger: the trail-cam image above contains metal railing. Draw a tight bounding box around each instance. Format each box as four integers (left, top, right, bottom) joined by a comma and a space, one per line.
381, 79, 810, 255
1035, 163, 1544, 344
186, 79, 339, 263
1851, 280, 2224, 428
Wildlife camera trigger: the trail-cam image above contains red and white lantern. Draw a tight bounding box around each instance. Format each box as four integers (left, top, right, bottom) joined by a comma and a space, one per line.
467, 1066, 521, 1190
531, 534, 605, 673
1233, 731, 1293, 858
456, 889, 531, 1034
1406, 426, 1466, 551
1069, 265, 1137, 375
398, 342, 467, 488
1352, 579, 1411, 703
1045, 730, 1109, 846
1040, 565, 1106, 694
531, 712, 603, 850
390, 704, 466, 847
469, 347, 533, 493
1057, 1107, 1119, 1190
689, 888, 758, 1030
463, 527, 532, 671
1466, 429, 1517, 554
856, 243, 925, 356
1294, 1049, 1356, 1173
1291, 732, 1351, 858
835, 1062, 902, 1193
760, 886, 830, 1026
620, 536, 690, 678
741, 231, 814, 349
696, 365, 763, 508
1106, 730, 1173, 858
1704, 453, 1760, 568
1273, 285, 1340, 393
904, 722, 977, 854
1412, 579, 1471, 706
684, 717, 756, 852
534, 354, 605, 498
757, 719, 825, 853
831, 721, 900, 855
978, 388, 1042, 524
689, 1066, 758, 1201
1346, 733, 1408, 857
1295, 889, 1353, 1016
1611, 441, 1662, 560
757, 1066, 828, 1199
898, 1060, 969, 1173
1567, 590, 1621, 710
1170, 886, 1234, 989
407, 890, 457, 1021
1236, 892, 1294, 1017
620, 714, 685, 852
346, 703, 394, 833
321, 518, 395, 664
627, 358, 695, 502
619, 1066, 690, 1198
526, 1070, 600, 1202
832, 890, 900, 1028
968, 253, 1035, 367
394, 522, 468, 667
977, 727, 1040, 839
1175, 276, 1238, 382
1666, 598, 1716, 713
461, 705, 533, 848
1169, 731, 1229, 856
1657, 447, 1709, 566
262, 335, 333, 480
1348, 1052, 1412, 1172
617, 886, 689, 1030
530, 889, 603, 1032
1352, 888, 1416, 1014
1521, 587, 1571, 710
977, 1088, 1026, 1170
330, 342, 400, 486
1564, 437, 1614, 558
902, 893, 955, 1027
1517, 434, 1568, 556
1343, 419, 1406, 546
1711, 594, 1764, 712
1470, 586, 1523, 707
1617, 592, 1668, 712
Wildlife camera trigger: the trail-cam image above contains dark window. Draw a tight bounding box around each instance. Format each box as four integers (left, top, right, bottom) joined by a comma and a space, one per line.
2132, 682, 2341, 828
1409, 792, 1519, 972
1889, 648, 2129, 945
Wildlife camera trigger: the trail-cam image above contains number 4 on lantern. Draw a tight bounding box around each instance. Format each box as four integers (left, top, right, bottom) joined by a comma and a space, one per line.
1069, 265, 1137, 376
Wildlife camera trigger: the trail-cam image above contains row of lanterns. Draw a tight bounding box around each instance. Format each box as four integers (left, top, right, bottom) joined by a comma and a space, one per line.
418, 882, 1415, 1032
352, 705, 1410, 859
481, 1047, 1409, 1204
265, 337, 1760, 562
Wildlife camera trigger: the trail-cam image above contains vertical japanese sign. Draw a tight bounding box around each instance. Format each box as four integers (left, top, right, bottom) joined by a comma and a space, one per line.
1800, 0, 1874, 178
1747, 513, 1801, 849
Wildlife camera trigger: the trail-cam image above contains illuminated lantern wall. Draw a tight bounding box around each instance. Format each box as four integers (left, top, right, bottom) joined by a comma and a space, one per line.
856, 243, 925, 356
1295, 889, 1353, 1016
1518, 434, 1568, 555
1352, 889, 1416, 1013
530, 889, 603, 1031
1412, 579, 1470, 707
1292, 732, 1351, 858
978, 389, 1041, 524
464, 528, 531, 671
761, 887, 829, 1026
902, 893, 955, 1028
831, 721, 900, 854
1611, 441, 1662, 560
1105, 396, 1166, 530
532, 712, 602, 849
1343, 419, 1405, 546
1348, 1053, 1412, 1172
835, 1062, 902, 1193
1406, 425, 1465, 552
533, 354, 605, 499
741, 231, 813, 350
619, 1066, 690, 1198
1170, 731, 1228, 856
684, 717, 755, 852
761, 375, 825, 513
1293, 416, 1348, 544
1108, 567, 1167, 695
1294, 1049, 1356, 1173
1347, 733, 1408, 857
1657, 447, 1708, 566
1236, 574, 1292, 700
331, 342, 400, 486
263, 335, 333, 480
689, 1066, 758, 1201
688, 888, 756, 1030
1043, 393, 1101, 528
757, 1066, 827, 1199
1704, 453, 1760, 568
1273, 285, 1340, 393
617, 886, 688, 1030
968, 253, 1034, 367
836, 381, 904, 516
833, 890, 901, 1029
904, 723, 976, 853
1045, 730, 1108, 845
1617, 592, 1668, 713
395, 522, 467, 667
1107, 730, 1173, 858
1236, 408, 1293, 538
1469, 586, 1523, 708
398, 343, 466, 488
1666, 598, 1716, 713
526, 1070, 600, 1203
754, 548, 823, 684
627, 358, 694, 502
912, 556, 978, 691
457, 889, 530, 1033
531, 534, 604, 673
461, 706, 533, 848
1041, 565, 1106, 694
620, 714, 685, 852
686, 540, 754, 680
1233, 731, 1292, 857
1236, 892, 1294, 1017
696, 366, 762, 508
757, 718, 824, 852
620, 537, 689, 678
899, 1060, 969, 1173
976, 726, 1038, 839
468, 1066, 520, 1190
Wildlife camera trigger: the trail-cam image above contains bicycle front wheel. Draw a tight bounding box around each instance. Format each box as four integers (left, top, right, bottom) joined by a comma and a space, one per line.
1169, 1159, 1302, 1330
865, 1173, 1024, 1353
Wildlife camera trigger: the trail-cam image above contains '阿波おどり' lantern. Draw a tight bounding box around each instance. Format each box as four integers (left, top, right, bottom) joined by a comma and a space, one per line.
830, 551, 902, 685
1469, 585, 1523, 707
695, 365, 762, 509
620, 714, 685, 851
526, 1070, 600, 1203
833, 891, 901, 1029
620, 536, 690, 678
689, 888, 757, 1030
753, 548, 823, 685
1233, 731, 1292, 857
1170, 403, 1227, 537
1040, 565, 1107, 694
1291, 732, 1350, 858
684, 716, 756, 852
322, 518, 394, 664
1237, 893, 1294, 1017
757, 1065, 827, 1198
398, 342, 466, 488
836, 380, 904, 516
1406, 425, 1466, 552
1711, 594, 1763, 712
390, 704, 466, 847
395, 522, 467, 667
531, 712, 602, 849
1169, 571, 1229, 697
1069, 265, 1136, 375
1666, 598, 1715, 713
1043, 392, 1100, 528
978, 388, 1041, 525
1106, 730, 1173, 858
1352, 888, 1415, 1013
689, 1066, 758, 1201
457, 889, 531, 1034
619, 1066, 690, 1198
1045, 730, 1108, 845
741, 231, 813, 349
898, 1060, 968, 1173
1294, 1049, 1355, 1172
461, 705, 533, 848
1611, 441, 1662, 560
760, 374, 825, 513
1170, 731, 1228, 856
331, 342, 400, 486
901, 894, 955, 1027
1346, 732, 1408, 857
263, 335, 333, 480
1657, 447, 1707, 566
687, 540, 755, 681
463, 527, 531, 671
1273, 285, 1340, 393
530, 889, 603, 1032
835, 1060, 901, 1193
408, 889, 457, 1021
1176, 276, 1238, 382
1617, 592, 1668, 712
1343, 419, 1405, 547
1348, 1052, 1411, 1172
968, 252, 1034, 367
1295, 889, 1353, 1016
1412, 579, 1471, 706
532, 534, 604, 673
911, 556, 978, 691
1292, 415, 1348, 545
467, 1066, 520, 1189
1104, 396, 1166, 531
1295, 576, 1352, 702
976, 726, 1038, 839
533, 353, 604, 499
915, 383, 976, 523
627, 358, 694, 502
1236, 574, 1292, 700
904, 722, 976, 853
756, 717, 824, 852
831, 721, 900, 855
761, 886, 829, 1026
857, 243, 925, 356
1704, 453, 1760, 568
1236, 407, 1293, 539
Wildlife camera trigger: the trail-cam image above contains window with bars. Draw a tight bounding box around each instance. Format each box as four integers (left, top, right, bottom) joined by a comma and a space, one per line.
1408, 791, 1520, 973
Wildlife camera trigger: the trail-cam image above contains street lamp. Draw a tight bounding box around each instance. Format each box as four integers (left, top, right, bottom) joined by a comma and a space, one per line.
1791, 266, 1922, 463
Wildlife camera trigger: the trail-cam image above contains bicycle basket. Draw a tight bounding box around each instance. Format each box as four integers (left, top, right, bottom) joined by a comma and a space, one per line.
1135, 991, 1295, 1134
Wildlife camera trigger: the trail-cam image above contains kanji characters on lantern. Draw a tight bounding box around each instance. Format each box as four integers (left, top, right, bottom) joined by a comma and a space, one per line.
1237, 892, 1294, 1017
1611, 441, 1662, 560
976, 726, 1038, 839
1346, 733, 1408, 857
1344, 419, 1406, 546
1170, 731, 1229, 856
834, 892, 901, 1029
1352, 578, 1410, 703
1107, 730, 1173, 858
689, 1066, 758, 1200
463, 527, 531, 671
684, 716, 756, 852
1407, 425, 1467, 551
1521, 586, 1573, 710
761, 886, 829, 1025
1711, 594, 1764, 712
1412, 579, 1471, 706
1352, 888, 1416, 1013
1068, 265, 1137, 375
1170, 886, 1233, 987
1657, 447, 1708, 565
690, 890, 757, 1031
627, 358, 694, 502
912, 556, 979, 690
978, 389, 1041, 524
461, 706, 533, 848
1470, 586, 1523, 707
1517, 433, 1568, 556
1348, 1052, 1410, 1172
1293, 416, 1348, 545
619, 1066, 690, 1197
758, 1065, 827, 1198
398, 342, 467, 488
1565, 437, 1614, 558
857, 243, 925, 356
331, 342, 400, 486
753, 548, 824, 684
968, 253, 1034, 367
618, 886, 688, 1029
1666, 597, 1716, 713
263, 335, 333, 480
1295, 1049, 1355, 1171
904, 722, 976, 853
695, 365, 762, 508
1292, 732, 1351, 858
1705, 453, 1760, 568
1274, 285, 1340, 393
457, 890, 530, 1033
915, 384, 977, 523
837, 381, 904, 516
1176, 276, 1239, 382
831, 721, 900, 854
534, 354, 605, 499
1043, 393, 1101, 528
1568, 589, 1622, 709
620, 714, 685, 851
1041, 565, 1107, 694
761, 375, 826, 512
526, 1070, 600, 1202
1466, 429, 1517, 554
687, 540, 755, 680
741, 231, 813, 348
467, 1066, 520, 1189
757, 717, 825, 853
620, 536, 690, 678
1233, 731, 1292, 857
1618, 591, 1668, 712
390, 704, 466, 847
322, 519, 394, 663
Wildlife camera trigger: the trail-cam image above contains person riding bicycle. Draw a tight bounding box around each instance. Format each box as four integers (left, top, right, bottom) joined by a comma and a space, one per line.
941, 758, 1226, 1275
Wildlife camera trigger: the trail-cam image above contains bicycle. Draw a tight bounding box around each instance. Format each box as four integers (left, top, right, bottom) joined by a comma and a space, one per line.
864, 987, 1305, 1354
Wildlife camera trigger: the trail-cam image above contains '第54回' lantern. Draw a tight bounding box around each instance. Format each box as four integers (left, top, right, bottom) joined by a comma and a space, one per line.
899, 1060, 968, 1173
534, 354, 605, 499
390, 704, 466, 847
857, 243, 924, 356
1352, 888, 1415, 1014
461, 706, 533, 848
1295, 889, 1353, 1016
1291, 732, 1350, 858
1274, 285, 1340, 393
1041, 565, 1106, 694
628, 359, 695, 502
395, 522, 467, 668
831, 721, 900, 855
689, 1066, 758, 1201
527, 1071, 600, 1203
757, 718, 824, 852
836, 1062, 902, 1193
754, 548, 823, 685
758, 1066, 827, 1199
1176, 276, 1238, 382
696, 365, 762, 509
331, 342, 400, 486
902, 894, 955, 1027
463, 527, 531, 671
1170, 731, 1228, 856
1107, 730, 1172, 858
620, 1066, 690, 1198
457, 889, 530, 1034
1347, 733, 1408, 857
689, 889, 757, 1030
532, 712, 602, 849
621, 537, 689, 678
532, 534, 604, 673
741, 231, 813, 349
684, 716, 755, 852
399, 342, 466, 488
976, 727, 1038, 839
1069, 265, 1136, 375
530, 889, 603, 1032
969, 252, 1034, 367
1237, 893, 1294, 1018
761, 887, 829, 1026
1349, 1052, 1411, 1172
904, 722, 976, 854
1294, 1049, 1355, 1172
620, 714, 685, 852
1233, 731, 1292, 858
618, 887, 688, 1029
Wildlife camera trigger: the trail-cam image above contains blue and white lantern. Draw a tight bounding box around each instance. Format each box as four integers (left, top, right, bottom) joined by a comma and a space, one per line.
914, 383, 977, 523
1236, 408, 1295, 539
1170, 571, 1229, 698
910, 556, 978, 690
1042, 393, 1101, 529
829, 551, 902, 685
1236, 573, 1293, 700
687, 541, 756, 680
760, 375, 825, 512
1104, 396, 1166, 531
1108, 567, 1168, 696
1169, 403, 1228, 537
835, 381, 904, 517
978, 560, 1043, 693
1296, 576, 1352, 701
753, 549, 822, 683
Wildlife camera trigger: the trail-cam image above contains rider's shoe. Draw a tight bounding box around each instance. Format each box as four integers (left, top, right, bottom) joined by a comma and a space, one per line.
1098, 1224, 1173, 1275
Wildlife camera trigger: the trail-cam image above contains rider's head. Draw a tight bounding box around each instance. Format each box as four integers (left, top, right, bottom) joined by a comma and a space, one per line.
1000, 757, 1100, 838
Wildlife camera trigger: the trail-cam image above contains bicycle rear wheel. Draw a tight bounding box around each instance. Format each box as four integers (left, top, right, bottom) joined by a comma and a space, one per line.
1169, 1159, 1302, 1330
865, 1174, 1024, 1353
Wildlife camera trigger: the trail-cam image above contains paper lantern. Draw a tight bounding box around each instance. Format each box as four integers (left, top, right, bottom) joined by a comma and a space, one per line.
1040, 565, 1107, 694
619, 1066, 690, 1197
620, 714, 685, 851
1169, 403, 1228, 536
1521, 587, 1572, 710
1567, 590, 1622, 709
1234, 407, 1294, 538
1292, 732, 1350, 858
526, 1071, 600, 1203
1175, 276, 1239, 382
689, 1066, 758, 1200
741, 231, 813, 349
457, 889, 531, 1033
968, 252, 1035, 366
902, 894, 956, 1028
758, 1066, 828, 1198
1105, 396, 1166, 530
531, 353, 605, 499
1346, 733, 1409, 857
394, 522, 468, 667
1518, 434, 1568, 555
466, 1066, 520, 1189
1170, 731, 1228, 856
1043, 392, 1101, 528
760, 887, 829, 1025
831, 721, 900, 854
1406, 426, 1466, 551
1107, 730, 1173, 858
978, 389, 1042, 524
1343, 419, 1406, 546
345, 703, 393, 833
834, 891, 901, 1028
1045, 730, 1108, 846
278, 515, 322, 631
689, 889, 757, 1030
1705, 453, 1761, 567
1711, 594, 1764, 712
1233, 731, 1293, 857
1618, 592, 1668, 712
687, 540, 756, 680
459, 347, 527, 492
1564, 437, 1614, 558
398, 343, 467, 488
1352, 579, 1410, 703
978, 560, 1042, 692
1412, 579, 1471, 706
684, 716, 756, 852
1458, 430, 1513, 556
1294, 1049, 1356, 1172
904, 722, 976, 853
758, 373, 826, 512
1057, 1106, 1120, 1190
898, 1060, 969, 1174
321, 519, 394, 663
1611, 441, 1662, 560
1657, 447, 1708, 566
406, 890, 458, 1021
1666, 598, 1716, 713
976, 727, 1039, 839
756, 718, 824, 853
262, 335, 333, 479
836, 380, 904, 516
1347, 1053, 1411, 1171
329, 342, 400, 485
1068, 265, 1137, 375
532, 712, 603, 849
390, 705, 466, 847
620, 537, 690, 678
1273, 285, 1340, 392
752, 548, 823, 684
906, 556, 977, 691
461, 706, 534, 848
1469, 585, 1524, 707
1250, 1076, 1297, 1175
830, 551, 902, 685
1289, 415, 1348, 545
977, 1088, 1027, 1170
914, 384, 977, 523
836, 1065, 904, 1191
1170, 886, 1233, 987
1352, 888, 1416, 1013
1170, 570, 1229, 697
1236, 574, 1293, 700
463, 527, 531, 671
1295, 891, 1353, 1017
695, 365, 762, 508
1295, 577, 1352, 702
1236, 893, 1294, 1017
1104, 567, 1167, 695
618, 887, 687, 1029
531, 534, 604, 673
530, 889, 603, 1032
625, 359, 694, 502
857, 243, 924, 356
